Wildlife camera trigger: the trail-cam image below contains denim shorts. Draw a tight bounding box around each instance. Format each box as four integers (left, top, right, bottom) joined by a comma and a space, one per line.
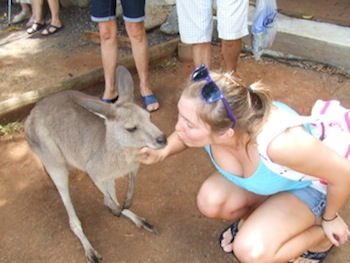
289, 186, 326, 218
91, 0, 146, 23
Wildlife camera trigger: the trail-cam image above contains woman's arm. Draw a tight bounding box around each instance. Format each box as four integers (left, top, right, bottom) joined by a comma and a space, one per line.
138, 131, 188, 165
268, 126, 350, 245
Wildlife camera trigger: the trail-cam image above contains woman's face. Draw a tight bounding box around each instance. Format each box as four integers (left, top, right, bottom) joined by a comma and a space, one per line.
175, 95, 213, 147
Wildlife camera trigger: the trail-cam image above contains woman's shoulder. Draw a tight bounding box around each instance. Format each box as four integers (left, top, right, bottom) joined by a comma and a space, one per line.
268, 125, 315, 166
258, 103, 312, 165
257, 105, 300, 145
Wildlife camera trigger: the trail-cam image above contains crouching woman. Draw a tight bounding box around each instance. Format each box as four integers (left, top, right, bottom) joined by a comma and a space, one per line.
139, 64, 350, 262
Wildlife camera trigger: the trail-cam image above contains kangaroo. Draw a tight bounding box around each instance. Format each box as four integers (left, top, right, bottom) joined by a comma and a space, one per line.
24, 65, 167, 263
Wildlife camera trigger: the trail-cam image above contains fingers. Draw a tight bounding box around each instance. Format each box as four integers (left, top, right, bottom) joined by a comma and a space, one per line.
137, 147, 151, 164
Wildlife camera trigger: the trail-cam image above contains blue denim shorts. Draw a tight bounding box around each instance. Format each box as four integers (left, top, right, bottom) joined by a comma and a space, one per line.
91, 0, 146, 23
289, 186, 326, 218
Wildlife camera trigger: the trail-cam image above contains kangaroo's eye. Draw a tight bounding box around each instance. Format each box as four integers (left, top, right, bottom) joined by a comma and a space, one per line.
126, 126, 137, 132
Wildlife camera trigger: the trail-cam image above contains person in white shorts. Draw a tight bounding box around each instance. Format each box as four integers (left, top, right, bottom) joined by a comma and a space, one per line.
177, 0, 249, 71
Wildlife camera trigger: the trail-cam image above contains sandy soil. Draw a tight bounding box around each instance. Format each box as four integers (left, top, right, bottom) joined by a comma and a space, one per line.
1, 45, 350, 262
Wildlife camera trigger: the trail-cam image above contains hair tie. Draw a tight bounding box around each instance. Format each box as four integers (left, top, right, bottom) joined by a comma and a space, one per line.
247, 86, 254, 93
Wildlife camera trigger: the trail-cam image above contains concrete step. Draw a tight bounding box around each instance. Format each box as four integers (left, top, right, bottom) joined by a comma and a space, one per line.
242, 6, 350, 73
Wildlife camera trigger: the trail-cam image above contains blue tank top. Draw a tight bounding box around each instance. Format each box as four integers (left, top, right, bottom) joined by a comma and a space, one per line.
204, 101, 311, 196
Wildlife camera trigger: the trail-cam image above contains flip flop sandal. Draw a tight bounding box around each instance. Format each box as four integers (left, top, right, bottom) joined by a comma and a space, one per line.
101, 95, 119, 104
300, 245, 334, 263
142, 94, 159, 112
41, 24, 63, 36
219, 220, 240, 254
27, 22, 45, 34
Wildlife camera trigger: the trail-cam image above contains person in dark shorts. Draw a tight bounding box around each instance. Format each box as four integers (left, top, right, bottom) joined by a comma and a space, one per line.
90, 0, 159, 112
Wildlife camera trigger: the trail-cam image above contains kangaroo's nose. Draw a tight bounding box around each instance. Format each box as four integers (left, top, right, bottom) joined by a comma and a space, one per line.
156, 135, 167, 145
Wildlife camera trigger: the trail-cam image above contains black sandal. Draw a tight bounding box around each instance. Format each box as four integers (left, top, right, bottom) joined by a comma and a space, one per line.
27, 22, 45, 34
41, 24, 63, 36
300, 245, 334, 263
219, 220, 240, 253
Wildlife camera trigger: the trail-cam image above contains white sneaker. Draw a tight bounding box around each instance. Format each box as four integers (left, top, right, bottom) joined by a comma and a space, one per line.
11, 11, 31, 24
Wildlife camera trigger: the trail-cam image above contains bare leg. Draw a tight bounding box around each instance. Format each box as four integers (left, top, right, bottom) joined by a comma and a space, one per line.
99, 20, 119, 101
11, 3, 31, 24
197, 172, 267, 253
233, 192, 332, 263
21, 3, 31, 14
32, 0, 44, 24
197, 172, 267, 221
222, 39, 242, 72
46, 0, 61, 28
192, 42, 212, 69
125, 21, 159, 111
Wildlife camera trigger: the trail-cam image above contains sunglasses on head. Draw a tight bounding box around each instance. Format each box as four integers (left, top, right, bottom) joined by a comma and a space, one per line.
191, 64, 237, 127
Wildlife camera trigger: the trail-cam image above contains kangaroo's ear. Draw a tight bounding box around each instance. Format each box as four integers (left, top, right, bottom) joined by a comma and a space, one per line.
68, 91, 114, 120
116, 65, 134, 103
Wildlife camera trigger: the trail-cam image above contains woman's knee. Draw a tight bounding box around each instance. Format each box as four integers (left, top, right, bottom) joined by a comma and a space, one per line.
99, 21, 117, 41
196, 180, 227, 218
125, 22, 145, 41
233, 236, 265, 263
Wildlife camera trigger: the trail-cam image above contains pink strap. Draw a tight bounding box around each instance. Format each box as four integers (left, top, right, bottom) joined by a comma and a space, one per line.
320, 100, 331, 115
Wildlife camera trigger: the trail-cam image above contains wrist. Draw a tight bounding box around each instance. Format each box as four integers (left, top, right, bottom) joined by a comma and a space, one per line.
322, 213, 339, 222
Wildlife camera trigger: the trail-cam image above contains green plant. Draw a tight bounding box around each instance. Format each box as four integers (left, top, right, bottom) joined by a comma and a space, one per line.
155, 57, 178, 69
0, 121, 24, 138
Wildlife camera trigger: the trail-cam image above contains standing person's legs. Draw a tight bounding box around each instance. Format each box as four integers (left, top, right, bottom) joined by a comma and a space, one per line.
11, 1, 31, 24
27, 0, 45, 33
221, 39, 242, 72
46, 0, 61, 27
91, 0, 119, 102
122, 0, 159, 112
99, 20, 119, 101
40, 0, 62, 35
217, 0, 249, 71
192, 43, 212, 69
177, 0, 213, 68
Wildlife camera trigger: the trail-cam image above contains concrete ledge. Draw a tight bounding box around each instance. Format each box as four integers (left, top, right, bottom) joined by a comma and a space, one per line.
242, 6, 350, 70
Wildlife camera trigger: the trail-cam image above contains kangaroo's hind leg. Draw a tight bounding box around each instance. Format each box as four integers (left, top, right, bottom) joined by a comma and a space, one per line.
36, 147, 102, 263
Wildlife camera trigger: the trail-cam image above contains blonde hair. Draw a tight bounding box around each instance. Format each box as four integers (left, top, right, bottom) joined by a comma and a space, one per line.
182, 70, 272, 148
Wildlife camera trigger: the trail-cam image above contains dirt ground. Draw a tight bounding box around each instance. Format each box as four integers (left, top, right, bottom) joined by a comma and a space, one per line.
1, 49, 350, 263
1, 2, 350, 263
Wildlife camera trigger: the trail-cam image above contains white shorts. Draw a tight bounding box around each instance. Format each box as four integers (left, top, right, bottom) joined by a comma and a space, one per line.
176, 0, 249, 44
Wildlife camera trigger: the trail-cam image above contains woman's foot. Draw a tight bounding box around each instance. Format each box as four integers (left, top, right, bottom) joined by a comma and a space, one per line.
41, 24, 63, 36
219, 220, 240, 253
142, 94, 159, 112
290, 245, 334, 263
140, 87, 159, 112
11, 11, 31, 24
101, 95, 119, 104
27, 22, 45, 34
25, 15, 35, 28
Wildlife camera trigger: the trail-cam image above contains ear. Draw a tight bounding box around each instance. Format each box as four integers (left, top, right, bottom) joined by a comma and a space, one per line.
116, 65, 134, 103
69, 91, 114, 120
218, 127, 235, 139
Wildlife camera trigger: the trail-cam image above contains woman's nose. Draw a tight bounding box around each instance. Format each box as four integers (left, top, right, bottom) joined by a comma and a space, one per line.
175, 116, 183, 132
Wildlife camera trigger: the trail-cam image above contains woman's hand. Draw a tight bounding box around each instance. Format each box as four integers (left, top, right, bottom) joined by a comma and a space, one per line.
138, 131, 188, 165
322, 215, 350, 246
137, 147, 166, 165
